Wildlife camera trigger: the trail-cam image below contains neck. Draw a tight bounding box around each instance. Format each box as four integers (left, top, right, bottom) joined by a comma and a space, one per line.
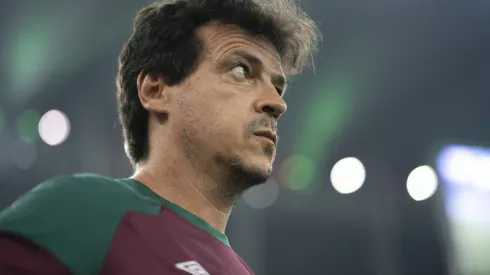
131, 152, 233, 234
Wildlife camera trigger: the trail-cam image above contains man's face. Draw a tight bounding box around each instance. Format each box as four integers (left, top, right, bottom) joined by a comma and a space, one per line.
170, 23, 287, 194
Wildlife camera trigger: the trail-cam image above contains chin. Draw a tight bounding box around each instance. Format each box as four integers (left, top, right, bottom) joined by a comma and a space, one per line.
244, 161, 273, 182
226, 156, 272, 192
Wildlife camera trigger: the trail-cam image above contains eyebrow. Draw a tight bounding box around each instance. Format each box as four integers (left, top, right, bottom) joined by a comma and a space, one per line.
230, 50, 287, 92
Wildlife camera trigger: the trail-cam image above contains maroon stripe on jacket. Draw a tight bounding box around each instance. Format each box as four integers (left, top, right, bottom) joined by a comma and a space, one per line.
0, 232, 72, 275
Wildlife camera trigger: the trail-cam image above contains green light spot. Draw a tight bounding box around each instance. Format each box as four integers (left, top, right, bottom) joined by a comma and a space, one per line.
17, 109, 40, 143
282, 155, 317, 191
295, 78, 352, 162
7, 16, 55, 104
286, 75, 353, 187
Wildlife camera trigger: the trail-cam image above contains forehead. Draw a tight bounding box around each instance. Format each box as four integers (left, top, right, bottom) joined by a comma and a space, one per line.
196, 23, 283, 72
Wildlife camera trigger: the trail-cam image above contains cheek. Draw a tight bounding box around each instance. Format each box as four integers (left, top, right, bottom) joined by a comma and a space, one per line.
178, 84, 249, 144
200, 104, 248, 147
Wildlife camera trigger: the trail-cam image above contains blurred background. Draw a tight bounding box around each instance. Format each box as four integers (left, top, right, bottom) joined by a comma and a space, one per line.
1, 0, 490, 275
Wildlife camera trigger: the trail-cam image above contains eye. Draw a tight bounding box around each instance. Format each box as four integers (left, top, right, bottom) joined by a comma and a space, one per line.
230, 63, 250, 78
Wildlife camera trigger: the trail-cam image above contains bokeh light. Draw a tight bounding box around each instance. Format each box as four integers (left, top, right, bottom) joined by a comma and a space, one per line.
17, 109, 40, 142
437, 145, 490, 191
406, 165, 438, 201
243, 179, 280, 209
9, 140, 37, 170
280, 155, 317, 191
330, 157, 366, 194
38, 110, 70, 146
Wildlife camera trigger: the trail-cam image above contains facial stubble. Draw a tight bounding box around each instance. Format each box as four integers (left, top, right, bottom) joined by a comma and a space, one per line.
179, 122, 274, 205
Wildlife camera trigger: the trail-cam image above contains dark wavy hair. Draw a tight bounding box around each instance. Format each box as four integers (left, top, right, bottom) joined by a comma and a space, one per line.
117, 0, 320, 166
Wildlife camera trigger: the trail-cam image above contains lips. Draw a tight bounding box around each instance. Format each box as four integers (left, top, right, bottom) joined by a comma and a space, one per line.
254, 130, 277, 144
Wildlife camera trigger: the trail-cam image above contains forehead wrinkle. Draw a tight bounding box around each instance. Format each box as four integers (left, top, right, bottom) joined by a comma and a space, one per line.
215, 40, 284, 76
197, 24, 286, 86
198, 24, 280, 62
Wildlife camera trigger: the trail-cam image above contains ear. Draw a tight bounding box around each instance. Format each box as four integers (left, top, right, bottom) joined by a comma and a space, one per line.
137, 72, 170, 114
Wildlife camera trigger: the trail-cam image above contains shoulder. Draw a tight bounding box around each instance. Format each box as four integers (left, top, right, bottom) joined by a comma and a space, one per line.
0, 173, 132, 225
0, 173, 159, 275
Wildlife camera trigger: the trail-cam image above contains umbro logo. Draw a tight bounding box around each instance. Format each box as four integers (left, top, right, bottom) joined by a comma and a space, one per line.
175, 260, 210, 275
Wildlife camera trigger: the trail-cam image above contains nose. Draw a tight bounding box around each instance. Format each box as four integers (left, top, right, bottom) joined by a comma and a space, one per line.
254, 88, 287, 120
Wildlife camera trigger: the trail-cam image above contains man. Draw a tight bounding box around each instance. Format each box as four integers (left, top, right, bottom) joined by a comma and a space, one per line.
0, 0, 319, 274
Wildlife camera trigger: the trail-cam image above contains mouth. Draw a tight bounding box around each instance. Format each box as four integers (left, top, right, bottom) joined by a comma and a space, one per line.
253, 130, 277, 145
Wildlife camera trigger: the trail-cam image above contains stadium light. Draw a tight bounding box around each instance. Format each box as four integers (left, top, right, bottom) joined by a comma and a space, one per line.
38, 110, 70, 146
330, 157, 366, 194
406, 165, 438, 201
437, 145, 490, 191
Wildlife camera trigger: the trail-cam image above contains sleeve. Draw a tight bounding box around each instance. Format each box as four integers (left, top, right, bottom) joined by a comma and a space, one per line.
0, 174, 127, 275
0, 232, 72, 274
